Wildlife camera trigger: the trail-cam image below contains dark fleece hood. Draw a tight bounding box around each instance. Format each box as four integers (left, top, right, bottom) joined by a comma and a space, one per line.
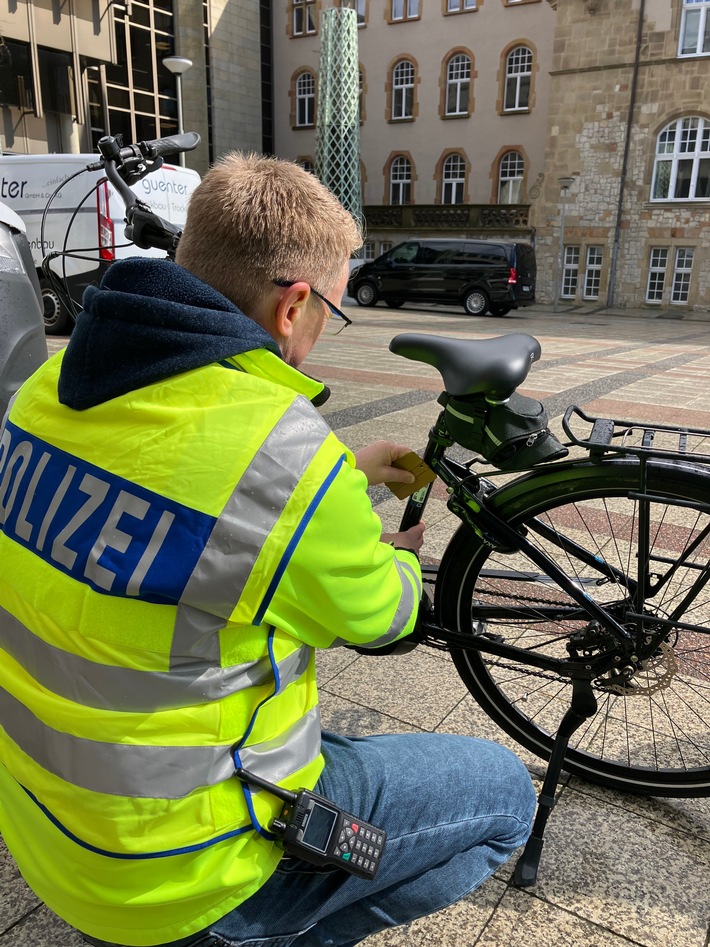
58, 258, 280, 411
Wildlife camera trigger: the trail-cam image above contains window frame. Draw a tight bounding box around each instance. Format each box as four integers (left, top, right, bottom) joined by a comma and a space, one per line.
295, 70, 316, 127
670, 247, 695, 304
678, 0, 710, 56
390, 0, 420, 21
292, 0, 317, 36
503, 45, 533, 112
561, 245, 580, 299
651, 116, 710, 202
0, 40, 35, 111
441, 153, 467, 204
498, 150, 525, 202
389, 154, 413, 205
446, 0, 477, 12
583, 246, 604, 300
392, 59, 415, 120
445, 53, 472, 116
646, 247, 669, 303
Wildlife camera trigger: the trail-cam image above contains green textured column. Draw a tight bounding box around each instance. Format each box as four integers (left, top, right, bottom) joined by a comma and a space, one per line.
315, 6, 363, 226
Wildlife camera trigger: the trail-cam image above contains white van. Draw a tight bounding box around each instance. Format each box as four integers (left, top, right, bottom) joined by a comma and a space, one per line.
0, 155, 200, 334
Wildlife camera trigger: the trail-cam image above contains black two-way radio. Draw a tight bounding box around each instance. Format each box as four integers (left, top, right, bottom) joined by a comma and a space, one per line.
235, 767, 386, 880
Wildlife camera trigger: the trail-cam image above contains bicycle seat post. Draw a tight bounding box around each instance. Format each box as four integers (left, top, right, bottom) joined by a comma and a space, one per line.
513, 676, 597, 887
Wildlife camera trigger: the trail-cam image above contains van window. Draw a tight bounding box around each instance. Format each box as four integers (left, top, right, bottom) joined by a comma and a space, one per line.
390, 242, 419, 263
464, 243, 507, 265
417, 241, 462, 265
515, 243, 536, 277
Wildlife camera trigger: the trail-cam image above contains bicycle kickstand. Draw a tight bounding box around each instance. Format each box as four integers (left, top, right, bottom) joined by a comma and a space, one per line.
513, 676, 597, 887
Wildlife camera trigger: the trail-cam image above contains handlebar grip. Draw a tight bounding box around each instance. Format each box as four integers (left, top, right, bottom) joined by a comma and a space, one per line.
145, 132, 200, 158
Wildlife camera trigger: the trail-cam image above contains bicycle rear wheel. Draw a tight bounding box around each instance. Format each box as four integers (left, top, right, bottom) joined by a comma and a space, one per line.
437, 458, 710, 796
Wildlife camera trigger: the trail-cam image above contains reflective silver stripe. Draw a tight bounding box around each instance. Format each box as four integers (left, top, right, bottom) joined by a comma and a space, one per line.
332, 558, 420, 650
176, 398, 330, 621
0, 603, 310, 712
169, 398, 329, 671
400, 558, 422, 598
0, 686, 320, 798
239, 706, 321, 785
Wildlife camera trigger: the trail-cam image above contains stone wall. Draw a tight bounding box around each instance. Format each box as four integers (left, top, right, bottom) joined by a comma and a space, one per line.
533, 0, 710, 312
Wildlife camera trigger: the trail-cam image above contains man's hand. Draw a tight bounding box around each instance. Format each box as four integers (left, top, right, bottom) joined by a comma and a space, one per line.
355, 440, 416, 487
381, 522, 425, 555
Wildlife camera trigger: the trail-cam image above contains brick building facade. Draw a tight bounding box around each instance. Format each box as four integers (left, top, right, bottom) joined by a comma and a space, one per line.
534, 0, 710, 312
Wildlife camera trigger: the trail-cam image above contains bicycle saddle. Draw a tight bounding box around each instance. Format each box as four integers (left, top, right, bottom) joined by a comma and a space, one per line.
389, 333, 541, 399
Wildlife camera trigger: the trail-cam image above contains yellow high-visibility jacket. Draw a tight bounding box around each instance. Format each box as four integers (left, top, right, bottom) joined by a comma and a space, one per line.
0, 345, 421, 946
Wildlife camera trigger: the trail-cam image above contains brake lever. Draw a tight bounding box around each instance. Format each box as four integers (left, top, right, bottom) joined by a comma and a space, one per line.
125, 204, 182, 257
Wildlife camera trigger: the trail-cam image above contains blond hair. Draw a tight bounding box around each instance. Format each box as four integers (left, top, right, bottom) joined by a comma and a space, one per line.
176, 152, 362, 314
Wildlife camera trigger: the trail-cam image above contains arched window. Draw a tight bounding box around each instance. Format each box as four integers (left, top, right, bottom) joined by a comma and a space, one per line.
445, 54, 471, 116
442, 154, 466, 204
652, 117, 710, 200
392, 60, 415, 119
498, 151, 525, 202
389, 155, 412, 204
504, 46, 532, 111
297, 157, 315, 174
679, 0, 710, 55
295, 71, 315, 127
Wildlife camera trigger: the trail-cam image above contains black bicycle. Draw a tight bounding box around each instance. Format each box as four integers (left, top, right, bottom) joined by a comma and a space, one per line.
383, 329, 710, 880
50, 134, 710, 887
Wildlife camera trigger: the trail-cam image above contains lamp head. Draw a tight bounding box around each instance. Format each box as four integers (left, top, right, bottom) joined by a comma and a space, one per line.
162, 56, 193, 76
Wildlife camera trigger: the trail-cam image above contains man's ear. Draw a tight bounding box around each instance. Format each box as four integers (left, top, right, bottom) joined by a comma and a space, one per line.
273, 282, 311, 339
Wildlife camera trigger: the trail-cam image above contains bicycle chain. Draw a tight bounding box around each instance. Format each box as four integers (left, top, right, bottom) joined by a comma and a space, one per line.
422, 635, 678, 697
425, 585, 679, 696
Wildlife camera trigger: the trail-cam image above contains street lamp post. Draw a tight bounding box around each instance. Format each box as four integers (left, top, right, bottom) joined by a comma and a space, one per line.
553, 176, 575, 313
162, 56, 193, 166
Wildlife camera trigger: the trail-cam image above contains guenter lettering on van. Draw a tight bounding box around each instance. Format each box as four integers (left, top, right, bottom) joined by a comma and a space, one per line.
0, 421, 216, 603
141, 178, 189, 196
0, 179, 28, 200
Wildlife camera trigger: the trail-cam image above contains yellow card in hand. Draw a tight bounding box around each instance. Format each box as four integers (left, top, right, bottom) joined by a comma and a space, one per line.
385, 452, 437, 500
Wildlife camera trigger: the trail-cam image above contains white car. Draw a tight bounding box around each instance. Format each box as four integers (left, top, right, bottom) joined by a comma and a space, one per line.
0, 200, 47, 420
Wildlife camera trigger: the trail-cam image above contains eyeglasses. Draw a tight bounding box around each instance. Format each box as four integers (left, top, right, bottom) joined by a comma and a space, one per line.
274, 280, 353, 336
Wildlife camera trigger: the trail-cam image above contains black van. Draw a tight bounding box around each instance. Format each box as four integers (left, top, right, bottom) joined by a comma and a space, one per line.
347, 238, 536, 316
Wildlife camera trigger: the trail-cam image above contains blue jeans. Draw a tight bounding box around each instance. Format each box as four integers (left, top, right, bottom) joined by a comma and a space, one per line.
203, 731, 535, 947
85, 731, 535, 947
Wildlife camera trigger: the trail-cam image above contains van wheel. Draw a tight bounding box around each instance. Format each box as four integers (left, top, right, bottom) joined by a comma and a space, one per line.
463, 289, 490, 316
355, 282, 379, 307
40, 280, 72, 335
489, 304, 512, 317
385, 299, 404, 309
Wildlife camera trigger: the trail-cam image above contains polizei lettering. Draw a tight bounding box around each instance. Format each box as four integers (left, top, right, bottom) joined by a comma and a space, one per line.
0, 422, 216, 603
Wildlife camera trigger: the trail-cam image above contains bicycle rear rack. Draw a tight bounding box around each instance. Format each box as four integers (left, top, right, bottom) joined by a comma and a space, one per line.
562, 405, 710, 466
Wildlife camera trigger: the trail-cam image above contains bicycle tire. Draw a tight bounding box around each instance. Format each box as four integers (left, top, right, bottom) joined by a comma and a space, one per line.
436, 458, 710, 797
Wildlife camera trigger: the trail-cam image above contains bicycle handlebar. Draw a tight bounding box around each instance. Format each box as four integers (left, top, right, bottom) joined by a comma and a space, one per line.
92, 131, 201, 258
90, 132, 200, 173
